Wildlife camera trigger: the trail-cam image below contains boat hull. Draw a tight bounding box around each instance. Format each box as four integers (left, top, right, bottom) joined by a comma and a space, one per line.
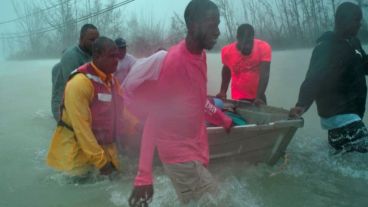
208, 100, 303, 165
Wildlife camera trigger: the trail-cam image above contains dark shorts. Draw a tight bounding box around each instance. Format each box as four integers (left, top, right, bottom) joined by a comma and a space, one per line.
328, 120, 368, 153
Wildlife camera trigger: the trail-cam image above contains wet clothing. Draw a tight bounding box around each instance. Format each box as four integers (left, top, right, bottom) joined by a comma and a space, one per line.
122, 51, 167, 122
296, 31, 368, 152
47, 63, 138, 175
69, 63, 127, 145
163, 161, 218, 204
222, 39, 272, 100
51, 62, 62, 120
115, 54, 137, 83
134, 40, 232, 188
328, 121, 368, 153
321, 114, 361, 130
51, 45, 91, 120
296, 32, 368, 118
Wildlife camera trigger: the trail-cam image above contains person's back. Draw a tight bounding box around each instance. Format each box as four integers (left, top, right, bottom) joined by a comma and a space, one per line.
51, 24, 99, 120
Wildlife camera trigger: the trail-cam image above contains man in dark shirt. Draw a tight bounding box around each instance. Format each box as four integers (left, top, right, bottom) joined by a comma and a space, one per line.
51, 24, 99, 120
290, 2, 368, 153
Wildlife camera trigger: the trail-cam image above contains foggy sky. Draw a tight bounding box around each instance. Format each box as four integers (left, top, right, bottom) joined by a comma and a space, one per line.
0, 0, 189, 31
0, 0, 190, 59
0, 0, 366, 60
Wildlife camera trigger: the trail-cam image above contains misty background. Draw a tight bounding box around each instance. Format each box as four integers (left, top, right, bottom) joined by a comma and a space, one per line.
1, 1, 368, 207
0, 0, 367, 60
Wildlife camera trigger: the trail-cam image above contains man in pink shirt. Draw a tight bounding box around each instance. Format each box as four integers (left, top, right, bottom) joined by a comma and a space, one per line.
216, 24, 272, 105
128, 0, 232, 206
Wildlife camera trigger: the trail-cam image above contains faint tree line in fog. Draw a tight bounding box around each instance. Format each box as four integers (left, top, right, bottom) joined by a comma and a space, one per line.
2, 0, 368, 59
3, 0, 172, 59
214, 0, 368, 49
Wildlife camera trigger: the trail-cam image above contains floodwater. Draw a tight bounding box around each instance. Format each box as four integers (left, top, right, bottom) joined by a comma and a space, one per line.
1, 48, 368, 207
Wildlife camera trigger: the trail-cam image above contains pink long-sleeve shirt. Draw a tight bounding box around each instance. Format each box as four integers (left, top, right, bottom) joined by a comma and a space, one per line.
134, 40, 231, 186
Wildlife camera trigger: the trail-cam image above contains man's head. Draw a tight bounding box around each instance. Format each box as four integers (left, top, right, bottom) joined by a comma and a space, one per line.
184, 0, 220, 50
92, 36, 119, 74
79, 24, 99, 55
335, 2, 362, 38
115, 37, 127, 60
236, 24, 255, 56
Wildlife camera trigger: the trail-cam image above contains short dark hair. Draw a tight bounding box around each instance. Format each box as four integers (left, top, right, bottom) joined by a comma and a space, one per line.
92, 36, 115, 59
184, 0, 218, 28
80, 24, 97, 38
335, 2, 362, 27
237, 24, 254, 38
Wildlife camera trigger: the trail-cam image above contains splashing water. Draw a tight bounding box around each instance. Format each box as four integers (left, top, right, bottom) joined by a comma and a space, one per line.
1, 49, 368, 207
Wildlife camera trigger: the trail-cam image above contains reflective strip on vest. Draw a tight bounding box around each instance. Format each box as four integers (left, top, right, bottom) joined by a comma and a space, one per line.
86, 73, 105, 85
98, 93, 112, 102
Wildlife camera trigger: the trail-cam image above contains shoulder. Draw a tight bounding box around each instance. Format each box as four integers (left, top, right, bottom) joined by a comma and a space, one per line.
162, 42, 184, 64
68, 73, 90, 86
63, 45, 79, 56
65, 73, 93, 95
160, 42, 191, 75
255, 39, 271, 50
60, 46, 80, 62
312, 40, 333, 58
222, 42, 236, 54
52, 62, 61, 70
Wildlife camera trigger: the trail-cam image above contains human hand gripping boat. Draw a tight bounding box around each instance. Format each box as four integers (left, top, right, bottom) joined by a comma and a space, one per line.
121, 50, 303, 166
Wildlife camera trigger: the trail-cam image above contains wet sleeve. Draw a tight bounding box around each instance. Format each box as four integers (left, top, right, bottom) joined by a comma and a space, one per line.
51, 62, 62, 119
296, 45, 328, 110
134, 123, 155, 186
64, 74, 108, 169
60, 51, 81, 84
117, 85, 140, 135
358, 42, 368, 75
364, 55, 368, 75
204, 99, 232, 129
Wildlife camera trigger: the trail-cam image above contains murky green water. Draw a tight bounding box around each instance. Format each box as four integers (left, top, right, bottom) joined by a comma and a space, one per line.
1, 49, 368, 207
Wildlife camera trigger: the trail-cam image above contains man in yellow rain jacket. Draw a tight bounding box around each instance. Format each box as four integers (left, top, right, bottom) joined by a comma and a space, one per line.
47, 36, 139, 177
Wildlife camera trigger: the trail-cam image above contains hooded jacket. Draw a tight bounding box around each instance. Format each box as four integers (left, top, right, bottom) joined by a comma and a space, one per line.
296, 31, 368, 118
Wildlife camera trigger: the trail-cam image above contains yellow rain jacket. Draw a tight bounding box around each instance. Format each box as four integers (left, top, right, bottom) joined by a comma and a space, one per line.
47, 63, 138, 175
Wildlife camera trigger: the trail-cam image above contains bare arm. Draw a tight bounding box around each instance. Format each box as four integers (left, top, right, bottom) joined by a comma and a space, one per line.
216, 65, 231, 100
256, 61, 270, 103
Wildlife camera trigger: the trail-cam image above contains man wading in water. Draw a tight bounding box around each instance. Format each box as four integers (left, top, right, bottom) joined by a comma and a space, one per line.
290, 2, 368, 153
128, 0, 232, 206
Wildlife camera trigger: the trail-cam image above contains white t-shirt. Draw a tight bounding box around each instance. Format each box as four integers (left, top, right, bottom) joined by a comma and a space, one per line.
114, 54, 137, 83
122, 50, 167, 94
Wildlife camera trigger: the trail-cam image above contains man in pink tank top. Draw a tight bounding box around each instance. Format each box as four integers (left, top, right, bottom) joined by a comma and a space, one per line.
216, 24, 272, 105
128, 0, 232, 206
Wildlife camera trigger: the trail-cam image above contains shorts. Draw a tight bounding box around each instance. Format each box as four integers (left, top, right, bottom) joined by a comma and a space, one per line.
163, 161, 218, 204
328, 120, 368, 153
